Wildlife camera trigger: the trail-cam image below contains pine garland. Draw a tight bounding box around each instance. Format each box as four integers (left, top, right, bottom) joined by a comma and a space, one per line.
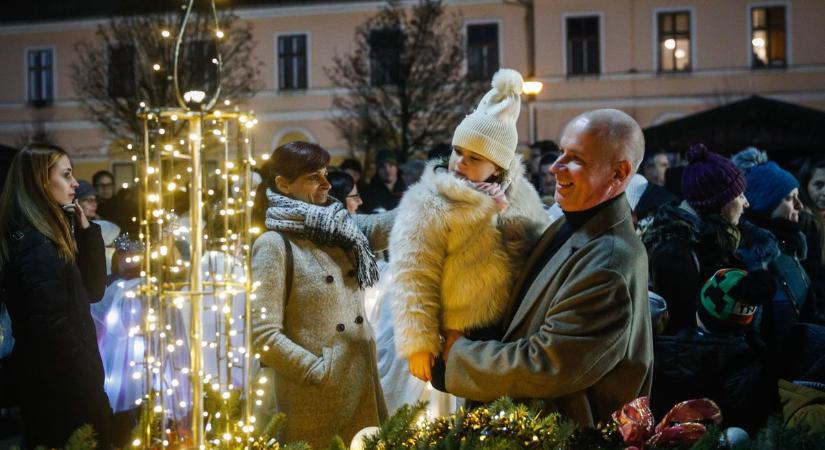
64, 424, 98, 450
360, 398, 619, 450
359, 398, 825, 450
46, 396, 825, 449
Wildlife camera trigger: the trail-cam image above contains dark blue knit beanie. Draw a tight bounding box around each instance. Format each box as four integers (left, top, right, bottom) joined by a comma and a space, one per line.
744, 161, 799, 216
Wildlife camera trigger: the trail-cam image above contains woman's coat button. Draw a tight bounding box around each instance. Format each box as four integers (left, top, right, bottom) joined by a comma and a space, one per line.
336, 323, 346, 332
354, 316, 364, 324
326, 275, 334, 283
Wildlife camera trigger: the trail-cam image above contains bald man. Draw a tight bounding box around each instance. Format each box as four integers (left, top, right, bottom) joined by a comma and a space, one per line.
439, 109, 653, 427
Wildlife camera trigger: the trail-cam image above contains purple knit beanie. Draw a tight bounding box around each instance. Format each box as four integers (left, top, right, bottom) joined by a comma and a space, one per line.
682, 144, 747, 214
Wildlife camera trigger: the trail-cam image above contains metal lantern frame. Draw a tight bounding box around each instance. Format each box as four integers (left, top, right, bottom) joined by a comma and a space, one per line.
133, 107, 258, 449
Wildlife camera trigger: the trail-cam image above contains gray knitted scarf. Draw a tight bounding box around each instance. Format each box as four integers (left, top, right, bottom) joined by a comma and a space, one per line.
265, 189, 378, 289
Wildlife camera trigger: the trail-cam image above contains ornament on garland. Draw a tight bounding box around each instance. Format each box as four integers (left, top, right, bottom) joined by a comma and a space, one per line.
349, 427, 379, 450
613, 397, 722, 449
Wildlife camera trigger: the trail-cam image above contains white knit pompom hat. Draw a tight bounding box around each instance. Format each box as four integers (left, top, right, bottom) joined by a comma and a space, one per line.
452, 68, 523, 169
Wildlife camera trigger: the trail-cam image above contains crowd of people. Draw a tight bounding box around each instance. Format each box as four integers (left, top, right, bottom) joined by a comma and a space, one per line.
0, 66, 824, 449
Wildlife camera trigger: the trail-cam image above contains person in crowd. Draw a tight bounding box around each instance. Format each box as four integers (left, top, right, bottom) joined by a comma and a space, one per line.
643, 144, 758, 335
76, 180, 121, 275
734, 151, 817, 336
435, 108, 653, 428
663, 164, 686, 199
93, 170, 116, 221
76, 180, 101, 220
427, 143, 453, 161
400, 159, 426, 187
92, 170, 140, 235
250, 141, 393, 448
360, 149, 406, 213
0, 144, 112, 448
340, 158, 364, 185
527, 141, 559, 193
537, 151, 559, 206
652, 268, 777, 433
797, 157, 825, 285
328, 170, 363, 215
92, 170, 116, 203
625, 173, 679, 230
643, 151, 670, 187
389, 68, 549, 382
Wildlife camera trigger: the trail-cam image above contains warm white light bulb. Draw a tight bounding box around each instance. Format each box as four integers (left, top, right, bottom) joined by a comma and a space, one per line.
183, 90, 206, 104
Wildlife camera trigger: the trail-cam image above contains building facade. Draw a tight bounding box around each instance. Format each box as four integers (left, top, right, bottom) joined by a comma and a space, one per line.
0, 0, 823, 182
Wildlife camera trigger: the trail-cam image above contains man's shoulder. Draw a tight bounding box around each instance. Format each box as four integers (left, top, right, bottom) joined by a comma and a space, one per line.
575, 220, 646, 275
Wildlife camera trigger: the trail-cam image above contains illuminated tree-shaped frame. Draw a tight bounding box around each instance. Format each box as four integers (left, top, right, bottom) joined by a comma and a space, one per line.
127, 0, 266, 447
132, 107, 261, 449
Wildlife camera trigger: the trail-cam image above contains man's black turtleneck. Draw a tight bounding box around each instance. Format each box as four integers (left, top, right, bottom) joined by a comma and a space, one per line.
516, 194, 626, 303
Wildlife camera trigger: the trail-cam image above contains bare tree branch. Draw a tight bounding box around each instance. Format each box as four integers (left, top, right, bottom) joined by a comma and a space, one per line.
70, 9, 263, 146
324, 0, 486, 166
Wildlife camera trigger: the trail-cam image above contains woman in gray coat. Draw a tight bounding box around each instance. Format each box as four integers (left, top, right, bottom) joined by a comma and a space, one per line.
250, 141, 390, 448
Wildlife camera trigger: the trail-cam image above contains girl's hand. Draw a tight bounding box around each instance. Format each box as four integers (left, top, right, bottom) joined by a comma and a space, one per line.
408, 351, 435, 382
74, 199, 91, 229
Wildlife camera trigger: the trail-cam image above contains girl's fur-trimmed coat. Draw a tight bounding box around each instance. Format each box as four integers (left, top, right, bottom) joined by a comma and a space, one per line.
389, 157, 550, 359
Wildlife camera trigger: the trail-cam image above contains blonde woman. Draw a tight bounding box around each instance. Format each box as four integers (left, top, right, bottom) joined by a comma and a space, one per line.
0, 144, 112, 448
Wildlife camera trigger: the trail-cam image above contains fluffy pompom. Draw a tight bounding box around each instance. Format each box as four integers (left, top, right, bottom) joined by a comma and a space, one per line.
686, 143, 710, 162
491, 68, 523, 96
731, 147, 768, 171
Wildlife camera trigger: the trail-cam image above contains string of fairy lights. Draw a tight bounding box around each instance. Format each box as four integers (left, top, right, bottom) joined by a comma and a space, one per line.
117, 1, 268, 448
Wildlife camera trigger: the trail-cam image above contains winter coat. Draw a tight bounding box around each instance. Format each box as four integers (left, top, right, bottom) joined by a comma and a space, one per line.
799, 209, 825, 284
1, 221, 112, 449
389, 157, 549, 359
652, 328, 776, 433
779, 379, 825, 431
443, 196, 654, 427
642, 202, 747, 334
251, 212, 394, 448
360, 176, 406, 213
740, 216, 815, 336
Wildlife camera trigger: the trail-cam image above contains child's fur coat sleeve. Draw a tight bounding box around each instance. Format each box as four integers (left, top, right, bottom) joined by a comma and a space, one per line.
389, 157, 548, 359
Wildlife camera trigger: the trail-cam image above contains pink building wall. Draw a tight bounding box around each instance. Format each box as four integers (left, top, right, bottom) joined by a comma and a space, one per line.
0, 0, 822, 180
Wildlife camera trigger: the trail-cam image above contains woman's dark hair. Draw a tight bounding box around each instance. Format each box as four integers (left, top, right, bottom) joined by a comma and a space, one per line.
251, 141, 331, 232
798, 156, 825, 213
797, 156, 825, 265
339, 158, 363, 174
328, 171, 355, 205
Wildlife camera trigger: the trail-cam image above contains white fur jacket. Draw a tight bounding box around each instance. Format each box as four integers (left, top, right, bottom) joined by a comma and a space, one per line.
389, 156, 550, 359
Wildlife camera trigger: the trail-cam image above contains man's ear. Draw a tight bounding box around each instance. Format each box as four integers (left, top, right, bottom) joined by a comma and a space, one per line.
274, 175, 290, 194
614, 160, 632, 185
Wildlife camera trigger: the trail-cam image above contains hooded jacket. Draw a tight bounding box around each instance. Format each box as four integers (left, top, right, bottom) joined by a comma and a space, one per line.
389, 156, 549, 359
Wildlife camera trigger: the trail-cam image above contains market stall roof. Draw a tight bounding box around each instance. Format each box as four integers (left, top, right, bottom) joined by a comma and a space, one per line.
643, 95, 825, 162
